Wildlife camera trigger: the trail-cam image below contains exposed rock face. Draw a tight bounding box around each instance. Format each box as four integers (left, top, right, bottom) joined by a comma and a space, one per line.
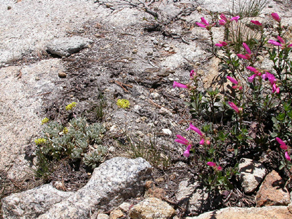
46, 36, 93, 57
256, 170, 290, 207
0, 59, 65, 179
1, 184, 74, 218
2, 157, 152, 219
185, 206, 292, 219
238, 158, 267, 193
129, 197, 175, 219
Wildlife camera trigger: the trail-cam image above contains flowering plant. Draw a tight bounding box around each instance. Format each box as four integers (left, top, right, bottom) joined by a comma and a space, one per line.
174, 12, 292, 191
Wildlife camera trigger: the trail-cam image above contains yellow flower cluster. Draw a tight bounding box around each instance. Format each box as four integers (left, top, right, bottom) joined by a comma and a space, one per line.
65, 102, 77, 111
41, 117, 49, 125
116, 99, 130, 109
34, 138, 47, 145
63, 127, 69, 134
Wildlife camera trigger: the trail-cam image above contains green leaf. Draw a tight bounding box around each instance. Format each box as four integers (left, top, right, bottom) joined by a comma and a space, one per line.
276, 113, 286, 121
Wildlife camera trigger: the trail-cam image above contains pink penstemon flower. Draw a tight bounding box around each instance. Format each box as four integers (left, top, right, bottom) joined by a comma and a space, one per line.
285, 151, 291, 161
262, 72, 280, 93
207, 162, 216, 167
187, 123, 203, 136
271, 12, 281, 22
215, 41, 228, 47
228, 101, 242, 114
217, 166, 223, 171
175, 135, 192, 158
219, 14, 240, 25
183, 144, 192, 158
251, 20, 262, 26
268, 39, 282, 47
207, 162, 222, 171
262, 72, 276, 85
237, 43, 252, 60
175, 135, 189, 145
276, 137, 288, 149
268, 36, 292, 48
227, 76, 242, 90
246, 66, 262, 82
173, 81, 188, 89
276, 137, 291, 161
196, 17, 215, 30
272, 83, 280, 94
190, 70, 196, 79
187, 123, 210, 145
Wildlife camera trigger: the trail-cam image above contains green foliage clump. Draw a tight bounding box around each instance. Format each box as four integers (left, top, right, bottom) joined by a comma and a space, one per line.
116, 99, 130, 109
35, 117, 107, 178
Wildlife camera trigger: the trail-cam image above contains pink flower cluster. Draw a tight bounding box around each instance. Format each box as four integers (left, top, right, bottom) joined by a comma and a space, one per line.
207, 162, 222, 171
175, 135, 192, 157
237, 43, 252, 60
276, 137, 291, 161
187, 123, 210, 146
196, 14, 239, 30
246, 66, 279, 93
175, 123, 210, 158
196, 17, 215, 30
219, 14, 240, 25
268, 36, 292, 48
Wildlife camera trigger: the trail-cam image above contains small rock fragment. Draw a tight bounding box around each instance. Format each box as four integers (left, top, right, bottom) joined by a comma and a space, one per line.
238, 158, 267, 193
176, 180, 200, 202
109, 209, 124, 219
58, 71, 67, 78
256, 170, 290, 207
119, 202, 132, 213
129, 197, 175, 219
162, 129, 172, 135
144, 181, 166, 199
96, 213, 109, 219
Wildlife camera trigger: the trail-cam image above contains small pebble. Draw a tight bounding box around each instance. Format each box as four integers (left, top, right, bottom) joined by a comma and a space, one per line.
58, 72, 67, 78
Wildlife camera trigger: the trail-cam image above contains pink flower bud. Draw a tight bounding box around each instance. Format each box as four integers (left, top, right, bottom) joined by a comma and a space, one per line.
246, 66, 259, 73
215, 41, 228, 47
173, 81, 188, 89
285, 151, 291, 161
186, 123, 203, 136
175, 135, 189, 145
277, 36, 285, 44
276, 137, 288, 149
251, 20, 262, 26
217, 166, 223, 171
207, 162, 216, 167
268, 40, 282, 47
201, 17, 209, 26
231, 16, 240, 22
227, 76, 239, 85
243, 43, 251, 54
228, 101, 241, 113
271, 13, 281, 22
190, 70, 196, 78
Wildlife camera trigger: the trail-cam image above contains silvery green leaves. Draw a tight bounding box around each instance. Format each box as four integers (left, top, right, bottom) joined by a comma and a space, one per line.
35, 117, 107, 177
